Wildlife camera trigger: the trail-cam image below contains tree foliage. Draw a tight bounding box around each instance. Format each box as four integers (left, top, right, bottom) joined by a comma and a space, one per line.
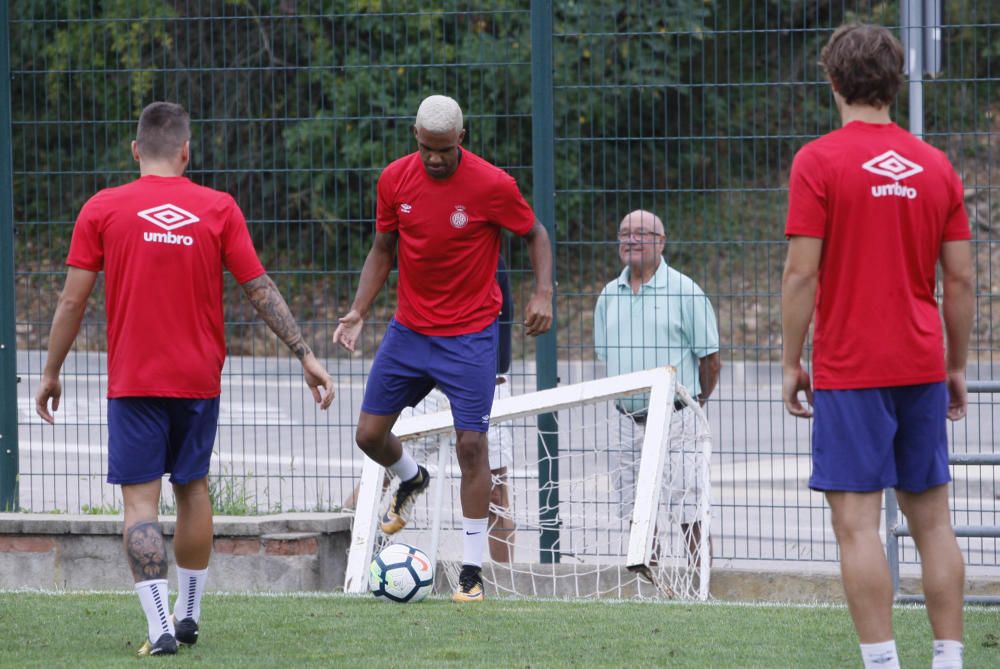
10, 0, 996, 267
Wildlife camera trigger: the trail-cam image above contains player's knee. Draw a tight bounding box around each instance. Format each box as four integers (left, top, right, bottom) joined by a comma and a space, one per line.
829, 510, 872, 541
489, 509, 515, 532
490, 483, 508, 508
354, 424, 384, 455
454, 432, 488, 468
489, 487, 502, 508
173, 477, 210, 511
173, 476, 209, 497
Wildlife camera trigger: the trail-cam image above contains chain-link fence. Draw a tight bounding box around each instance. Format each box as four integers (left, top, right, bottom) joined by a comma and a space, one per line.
2, 1, 997, 570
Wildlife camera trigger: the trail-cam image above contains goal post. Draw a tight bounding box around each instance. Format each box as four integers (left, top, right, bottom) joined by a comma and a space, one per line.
625, 366, 675, 575
344, 366, 713, 600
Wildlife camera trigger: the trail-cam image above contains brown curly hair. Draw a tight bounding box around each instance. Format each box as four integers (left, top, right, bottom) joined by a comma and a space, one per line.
819, 24, 905, 108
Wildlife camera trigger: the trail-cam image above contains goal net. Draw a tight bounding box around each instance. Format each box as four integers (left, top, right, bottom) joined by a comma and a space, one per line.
344, 367, 712, 600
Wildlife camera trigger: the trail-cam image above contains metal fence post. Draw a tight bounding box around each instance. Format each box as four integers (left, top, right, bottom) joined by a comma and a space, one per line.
0, 2, 20, 511
530, 0, 559, 563
902, 0, 925, 137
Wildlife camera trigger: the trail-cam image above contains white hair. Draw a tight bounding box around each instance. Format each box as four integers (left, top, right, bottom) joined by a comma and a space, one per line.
415, 95, 463, 133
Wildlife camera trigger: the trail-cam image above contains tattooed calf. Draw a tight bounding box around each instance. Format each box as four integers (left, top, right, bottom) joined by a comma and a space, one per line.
126, 521, 168, 580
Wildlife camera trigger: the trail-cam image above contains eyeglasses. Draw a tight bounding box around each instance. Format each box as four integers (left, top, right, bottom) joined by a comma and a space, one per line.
617, 231, 663, 241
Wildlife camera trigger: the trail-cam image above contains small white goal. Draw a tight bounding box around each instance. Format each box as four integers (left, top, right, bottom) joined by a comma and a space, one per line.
344, 366, 712, 600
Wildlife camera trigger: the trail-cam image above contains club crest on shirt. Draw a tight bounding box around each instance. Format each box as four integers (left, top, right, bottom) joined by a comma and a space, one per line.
450, 205, 469, 229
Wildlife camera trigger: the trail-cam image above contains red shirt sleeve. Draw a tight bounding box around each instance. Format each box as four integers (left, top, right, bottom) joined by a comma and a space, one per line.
785, 146, 827, 239
375, 168, 399, 234
490, 170, 536, 236
66, 194, 105, 271
221, 197, 266, 284
942, 165, 971, 242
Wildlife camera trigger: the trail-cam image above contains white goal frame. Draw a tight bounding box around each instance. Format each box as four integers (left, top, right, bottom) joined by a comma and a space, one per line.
344, 366, 706, 597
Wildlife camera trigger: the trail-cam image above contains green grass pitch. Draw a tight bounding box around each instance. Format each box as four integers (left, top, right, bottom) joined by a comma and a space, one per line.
1, 591, 998, 668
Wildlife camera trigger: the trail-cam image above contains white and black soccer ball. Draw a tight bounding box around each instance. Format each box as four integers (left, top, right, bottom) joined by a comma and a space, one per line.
369, 543, 434, 603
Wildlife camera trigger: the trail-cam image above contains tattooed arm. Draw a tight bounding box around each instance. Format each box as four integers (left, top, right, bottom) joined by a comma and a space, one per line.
241, 273, 335, 409
242, 273, 311, 360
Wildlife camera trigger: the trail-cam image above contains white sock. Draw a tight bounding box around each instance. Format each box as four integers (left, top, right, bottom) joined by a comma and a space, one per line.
135, 579, 175, 642
388, 451, 419, 483
860, 640, 899, 669
461, 516, 489, 568
174, 567, 208, 623
932, 639, 964, 669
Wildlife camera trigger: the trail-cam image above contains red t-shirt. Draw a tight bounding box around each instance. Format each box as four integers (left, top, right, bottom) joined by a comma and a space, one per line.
66, 175, 266, 398
376, 150, 536, 335
785, 121, 970, 389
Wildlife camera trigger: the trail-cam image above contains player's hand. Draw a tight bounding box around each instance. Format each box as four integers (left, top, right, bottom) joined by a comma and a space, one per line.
523, 290, 553, 337
946, 369, 967, 421
782, 363, 813, 418
301, 354, 335, 410
333, 310, 364, 353
35, 376, 63, 424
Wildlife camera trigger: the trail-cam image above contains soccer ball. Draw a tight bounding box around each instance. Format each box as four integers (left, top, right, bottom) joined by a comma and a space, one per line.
369, 543, 434, 603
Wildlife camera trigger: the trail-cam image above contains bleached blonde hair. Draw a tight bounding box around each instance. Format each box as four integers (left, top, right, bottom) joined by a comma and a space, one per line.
415, 95, 463, 133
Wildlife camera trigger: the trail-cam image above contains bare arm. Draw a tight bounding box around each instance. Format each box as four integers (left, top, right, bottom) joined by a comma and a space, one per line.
697, 352, 721, 404
522, 221, 554, 336
940, 239, 974, 421
241, 273, 334, 409
780, 236, 823, 417
35, 267, 99, 423
333, 231, 398, 352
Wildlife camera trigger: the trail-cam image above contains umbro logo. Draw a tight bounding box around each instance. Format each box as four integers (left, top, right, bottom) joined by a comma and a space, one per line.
137, 203, 200, 231
139, 204, 199, 246
400, 203, 413, 214
861, 150, 923, 181
863, 151, 922, 200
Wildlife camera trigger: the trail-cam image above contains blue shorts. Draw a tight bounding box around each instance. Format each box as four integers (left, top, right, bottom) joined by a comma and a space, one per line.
362, 319, 498, 432
107, 397, 220, 485
810, 382, 950, 493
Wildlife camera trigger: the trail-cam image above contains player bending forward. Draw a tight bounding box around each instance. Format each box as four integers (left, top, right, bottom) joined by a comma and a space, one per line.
334, 95, 552, 602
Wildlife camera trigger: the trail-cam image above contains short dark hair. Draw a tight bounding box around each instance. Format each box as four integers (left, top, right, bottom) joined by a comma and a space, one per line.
819, 24, 905, 108
135, 102, 190, 159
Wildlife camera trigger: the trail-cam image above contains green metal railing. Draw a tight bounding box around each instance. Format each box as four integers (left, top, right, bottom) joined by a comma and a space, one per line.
2, 1, 997, 570
530, 0, 560, 563
0, 0, 18, 511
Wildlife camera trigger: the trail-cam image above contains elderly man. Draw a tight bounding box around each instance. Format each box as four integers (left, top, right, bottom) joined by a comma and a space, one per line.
594, 209, 720, 564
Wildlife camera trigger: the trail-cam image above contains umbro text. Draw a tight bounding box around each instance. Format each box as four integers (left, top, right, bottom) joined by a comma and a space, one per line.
871, 183, 917, 199
143, 231, 195, 246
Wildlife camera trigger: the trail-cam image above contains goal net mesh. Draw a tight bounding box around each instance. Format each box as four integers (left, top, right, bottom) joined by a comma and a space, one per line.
348, 369, 712, 600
